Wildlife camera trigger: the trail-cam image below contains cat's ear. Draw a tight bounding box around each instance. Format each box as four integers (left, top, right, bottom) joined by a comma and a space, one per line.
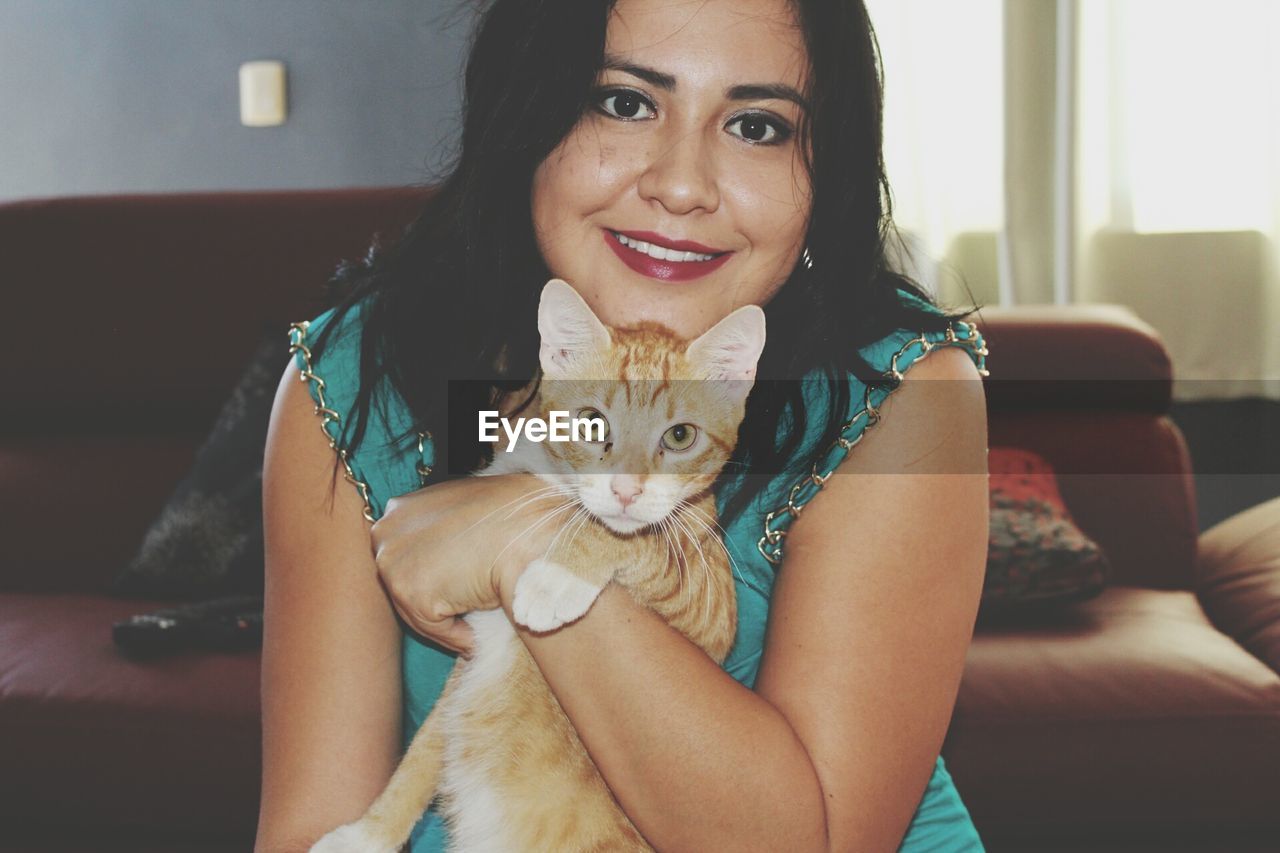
537, 279, 611, 378
685, 304, 767, 383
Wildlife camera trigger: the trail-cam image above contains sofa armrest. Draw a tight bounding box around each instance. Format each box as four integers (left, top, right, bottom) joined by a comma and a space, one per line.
974, 303, 1174, 413
1197, 495, 1280, 672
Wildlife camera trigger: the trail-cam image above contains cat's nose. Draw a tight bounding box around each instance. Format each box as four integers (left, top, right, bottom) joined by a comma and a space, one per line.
611, 475, 643, 509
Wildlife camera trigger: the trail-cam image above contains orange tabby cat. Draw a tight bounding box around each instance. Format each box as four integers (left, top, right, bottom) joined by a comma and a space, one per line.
311, 279, 766, 853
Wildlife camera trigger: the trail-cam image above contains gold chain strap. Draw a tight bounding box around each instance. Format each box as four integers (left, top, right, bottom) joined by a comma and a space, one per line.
287, 319, 433, 524
756, 320, 990, 565
416, 430, 434, 486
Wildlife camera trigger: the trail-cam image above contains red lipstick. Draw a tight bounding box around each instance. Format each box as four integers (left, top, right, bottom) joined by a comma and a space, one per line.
604, 229, 733, 282
616, 231, 725, 254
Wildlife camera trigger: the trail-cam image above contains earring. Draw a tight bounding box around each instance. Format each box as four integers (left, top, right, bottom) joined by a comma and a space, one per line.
801, 246, 814, 270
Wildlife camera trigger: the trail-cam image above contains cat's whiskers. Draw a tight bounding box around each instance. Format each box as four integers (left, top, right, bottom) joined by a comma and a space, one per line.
667, 508, 716, 626
672, 500, 743, 624
489, 498, 580, 572
562, 507, 598, 553
536, 507, 598, 582
655, 517, 687, 602
677, 507, 741, 625
542, 505, 591, 561
500, 484, 579, 521
675, 499, 747, 589
539, 502, 591, 556
676, 499, 736, 555
451, 482, 575, 546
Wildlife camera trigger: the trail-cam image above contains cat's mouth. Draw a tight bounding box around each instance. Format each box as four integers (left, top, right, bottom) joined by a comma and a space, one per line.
585, 503, 654, 535
600, 513, 652, 535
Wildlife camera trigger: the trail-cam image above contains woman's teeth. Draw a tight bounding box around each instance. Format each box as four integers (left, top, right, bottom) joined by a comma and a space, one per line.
611, 232, 718, 263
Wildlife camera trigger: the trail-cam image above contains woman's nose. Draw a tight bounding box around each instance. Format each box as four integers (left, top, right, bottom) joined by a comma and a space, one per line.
637, 128, 720, 216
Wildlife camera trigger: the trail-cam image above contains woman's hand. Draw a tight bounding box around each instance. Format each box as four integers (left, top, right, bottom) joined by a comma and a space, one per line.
369, 472, 571, 658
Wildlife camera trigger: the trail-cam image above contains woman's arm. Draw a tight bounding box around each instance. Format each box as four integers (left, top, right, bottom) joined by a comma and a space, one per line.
254, 363, 405, 853
496, 346, 989, 853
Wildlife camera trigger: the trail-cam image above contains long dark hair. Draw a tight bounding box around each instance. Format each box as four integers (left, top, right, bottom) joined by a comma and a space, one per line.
306, 0, 981, 530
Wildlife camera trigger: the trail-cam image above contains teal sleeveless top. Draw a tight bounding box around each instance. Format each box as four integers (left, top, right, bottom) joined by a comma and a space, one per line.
288, 288, 989, 851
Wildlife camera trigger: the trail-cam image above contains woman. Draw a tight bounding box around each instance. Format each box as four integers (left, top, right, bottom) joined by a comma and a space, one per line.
256, 0, 990, 850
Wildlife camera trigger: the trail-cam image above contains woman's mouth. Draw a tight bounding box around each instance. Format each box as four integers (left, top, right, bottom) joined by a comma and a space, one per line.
604, 229, 733, 282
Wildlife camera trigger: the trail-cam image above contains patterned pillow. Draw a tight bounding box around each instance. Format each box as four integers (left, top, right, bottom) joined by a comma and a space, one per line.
978, 447, 1111, 623
111, 329, 289, 601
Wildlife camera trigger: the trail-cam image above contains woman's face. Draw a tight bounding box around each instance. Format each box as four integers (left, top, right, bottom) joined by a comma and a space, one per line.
530, 0, 812, 340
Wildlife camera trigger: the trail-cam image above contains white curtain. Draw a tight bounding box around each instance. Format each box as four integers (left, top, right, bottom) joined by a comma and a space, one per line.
865, 0, 1280, 402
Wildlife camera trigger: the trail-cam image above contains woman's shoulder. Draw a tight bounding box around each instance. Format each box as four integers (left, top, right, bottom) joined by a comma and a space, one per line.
287, 293, 431, 521
754, 290, 989, 564
287, 294, 375, 436
796, 288, 988, 416
290, 293, 373, 374
854, 287, 989, 382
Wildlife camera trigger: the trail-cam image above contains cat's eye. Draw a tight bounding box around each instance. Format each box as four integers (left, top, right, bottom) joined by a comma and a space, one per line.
576, 407, 610, 443
661, 423, 698, 452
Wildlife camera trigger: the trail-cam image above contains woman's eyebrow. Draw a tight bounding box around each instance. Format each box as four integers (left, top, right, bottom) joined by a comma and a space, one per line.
726, 83, 809, 112
601, 56, 809, 111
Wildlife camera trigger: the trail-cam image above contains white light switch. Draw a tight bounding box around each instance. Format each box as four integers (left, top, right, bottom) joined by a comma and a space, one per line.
239, 60, 287, 127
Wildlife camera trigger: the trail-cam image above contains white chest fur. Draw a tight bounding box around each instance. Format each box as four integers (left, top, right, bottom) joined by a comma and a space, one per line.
436, 608, 520, 852
436, 436, 563, 851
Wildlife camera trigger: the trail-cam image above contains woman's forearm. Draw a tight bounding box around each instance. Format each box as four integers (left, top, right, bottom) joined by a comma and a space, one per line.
497, 574, 830, 853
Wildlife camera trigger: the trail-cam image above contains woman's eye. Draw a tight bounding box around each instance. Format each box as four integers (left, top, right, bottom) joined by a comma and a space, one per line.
661, 423, 698, 452
727, 113, 791, 145
594, 88, 789, 145
595, 89, 655, 121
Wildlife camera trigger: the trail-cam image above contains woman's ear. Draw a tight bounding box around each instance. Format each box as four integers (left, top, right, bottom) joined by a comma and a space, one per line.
685, 304, 767, 383
537, 279, 612, 378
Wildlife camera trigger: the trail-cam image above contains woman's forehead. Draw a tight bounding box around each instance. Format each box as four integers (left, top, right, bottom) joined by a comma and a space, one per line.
604, 0, 808, 91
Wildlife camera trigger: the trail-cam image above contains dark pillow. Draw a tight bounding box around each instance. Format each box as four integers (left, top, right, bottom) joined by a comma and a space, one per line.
978, 447, 1111, 623
111, 328, 289, 601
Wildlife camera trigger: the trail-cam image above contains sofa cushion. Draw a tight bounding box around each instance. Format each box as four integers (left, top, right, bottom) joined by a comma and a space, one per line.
946, 586, 1280, 838
989, 412, 1198, 590
0, 593, 259, 840
980, 447, 1111, 622
1197, 494, 1280, 673
112, 330, 288, 601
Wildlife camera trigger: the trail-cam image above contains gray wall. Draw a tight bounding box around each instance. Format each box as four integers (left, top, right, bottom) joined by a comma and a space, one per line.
0, 0, 475, 202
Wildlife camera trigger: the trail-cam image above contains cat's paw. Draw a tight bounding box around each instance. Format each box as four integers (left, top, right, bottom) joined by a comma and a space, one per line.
309, 821, 399, 853
511, 557, 604, 632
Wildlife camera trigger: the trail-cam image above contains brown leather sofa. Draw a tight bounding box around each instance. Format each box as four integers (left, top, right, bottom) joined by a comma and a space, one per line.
2, 188, 1277, 852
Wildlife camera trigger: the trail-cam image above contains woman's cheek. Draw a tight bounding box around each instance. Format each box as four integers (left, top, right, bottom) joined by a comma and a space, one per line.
591, 136, 649, 191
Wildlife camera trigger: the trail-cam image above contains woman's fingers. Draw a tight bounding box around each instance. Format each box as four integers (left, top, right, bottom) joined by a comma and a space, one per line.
399, 609, 476, 659
381, 589, 478, 653
449, 617, 477, 659
431, 615, 475, 659
371, 473, 571, 653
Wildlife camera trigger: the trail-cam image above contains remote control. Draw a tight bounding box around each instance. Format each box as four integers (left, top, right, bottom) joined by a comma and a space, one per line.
112, 595, 263, 658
